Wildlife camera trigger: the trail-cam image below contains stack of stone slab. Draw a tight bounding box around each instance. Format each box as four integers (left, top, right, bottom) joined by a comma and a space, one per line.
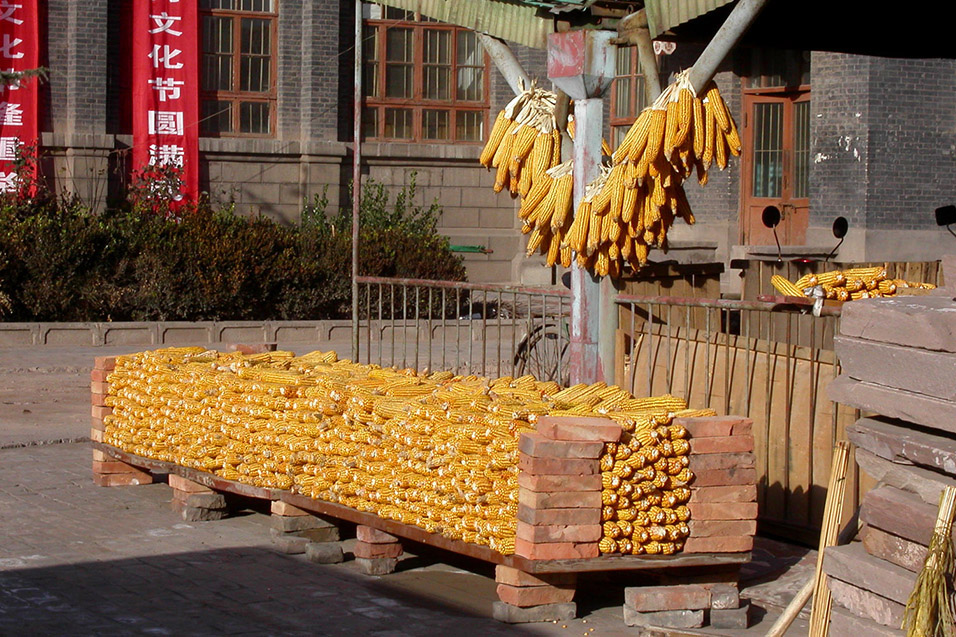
828, 285, 956, 636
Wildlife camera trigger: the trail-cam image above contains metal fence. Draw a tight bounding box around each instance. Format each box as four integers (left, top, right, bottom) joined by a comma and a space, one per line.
615, 293, 859, 543
354, 276, 571, 381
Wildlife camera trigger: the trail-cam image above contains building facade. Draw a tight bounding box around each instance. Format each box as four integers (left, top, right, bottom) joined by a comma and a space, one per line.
42, 1, 956, 285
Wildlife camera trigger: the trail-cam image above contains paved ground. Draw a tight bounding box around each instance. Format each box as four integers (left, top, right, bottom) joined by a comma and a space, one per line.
0, 344, 813, 636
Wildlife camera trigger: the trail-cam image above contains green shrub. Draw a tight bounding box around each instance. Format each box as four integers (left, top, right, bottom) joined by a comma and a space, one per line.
0, 175, 466, 322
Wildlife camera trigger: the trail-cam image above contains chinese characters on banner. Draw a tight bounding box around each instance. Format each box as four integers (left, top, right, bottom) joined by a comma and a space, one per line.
0, 0, 40, 194
132, 0, 199, 204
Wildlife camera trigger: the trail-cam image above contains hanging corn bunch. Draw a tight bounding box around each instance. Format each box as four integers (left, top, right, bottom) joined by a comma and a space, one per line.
480, 82, 560, 199
521, 160, 574, 267
564, 70, 740, 276
770, 267, 936, 301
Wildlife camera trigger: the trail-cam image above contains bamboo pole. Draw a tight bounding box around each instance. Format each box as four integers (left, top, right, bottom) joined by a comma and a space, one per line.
808, 440, 852, 637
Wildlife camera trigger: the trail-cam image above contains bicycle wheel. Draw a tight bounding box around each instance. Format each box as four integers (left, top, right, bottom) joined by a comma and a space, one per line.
514, 324, 570, 386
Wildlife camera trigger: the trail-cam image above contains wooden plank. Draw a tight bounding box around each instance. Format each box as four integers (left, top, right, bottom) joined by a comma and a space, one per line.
281, 492, 748, 574
94, 443, 282, 501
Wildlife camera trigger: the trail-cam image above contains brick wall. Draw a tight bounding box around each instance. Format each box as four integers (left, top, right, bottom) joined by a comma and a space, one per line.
809, 52, 872, 229
865, 57, 956, 231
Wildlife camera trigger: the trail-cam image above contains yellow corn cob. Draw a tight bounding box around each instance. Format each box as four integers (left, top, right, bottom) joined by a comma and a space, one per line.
480, 111, 510, 167
771, 274, 805, 297
671, 87, 693, 151
704, 83, 732, 134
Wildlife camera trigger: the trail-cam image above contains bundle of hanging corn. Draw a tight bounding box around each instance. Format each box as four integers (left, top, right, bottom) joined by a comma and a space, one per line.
566, 70, 740, 275
480, 83, 560, 200
481, 84, 615, 266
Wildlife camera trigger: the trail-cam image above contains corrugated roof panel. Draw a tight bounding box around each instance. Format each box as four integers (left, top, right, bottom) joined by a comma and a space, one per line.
644, 0, 735, 39
372, 0, 554, 49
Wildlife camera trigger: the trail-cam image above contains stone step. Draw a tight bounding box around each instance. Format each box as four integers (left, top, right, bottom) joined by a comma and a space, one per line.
823, 543, 916, 605
828, 605, 904, 636
860, 485, 947, 547
838, 294, 956, 354
834, 336, 956, 402
860, 526, 927, 573
847, 416, 956, 473
855, 448, 956, 506
828, 579, 906, 629
828, 376, 956, 435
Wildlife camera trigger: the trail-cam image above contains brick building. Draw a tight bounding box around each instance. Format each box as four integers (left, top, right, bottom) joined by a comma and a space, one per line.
42, 1, 956, 285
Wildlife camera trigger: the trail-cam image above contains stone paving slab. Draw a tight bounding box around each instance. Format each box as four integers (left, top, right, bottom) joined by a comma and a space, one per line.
0, 443, 811, 636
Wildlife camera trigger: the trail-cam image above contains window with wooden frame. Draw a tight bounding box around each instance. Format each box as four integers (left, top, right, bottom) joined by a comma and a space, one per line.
199, 0, 277, 137
362, 6, 489, 143
609, 45, 648, 149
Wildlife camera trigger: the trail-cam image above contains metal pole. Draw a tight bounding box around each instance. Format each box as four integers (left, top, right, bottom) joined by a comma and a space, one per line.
687, 0, 770, 94
351, 0, 362, 362
569, 98, 605, 384
476, 33, 531, 96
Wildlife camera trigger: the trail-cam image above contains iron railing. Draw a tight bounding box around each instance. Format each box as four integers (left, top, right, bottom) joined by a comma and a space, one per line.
354, 276, 571, 380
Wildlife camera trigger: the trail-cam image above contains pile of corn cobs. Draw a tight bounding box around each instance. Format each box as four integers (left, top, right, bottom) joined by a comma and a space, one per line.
104, 347, 711, 556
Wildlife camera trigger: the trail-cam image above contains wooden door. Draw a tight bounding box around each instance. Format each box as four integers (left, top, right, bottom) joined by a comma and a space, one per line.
741, 91, 810, 245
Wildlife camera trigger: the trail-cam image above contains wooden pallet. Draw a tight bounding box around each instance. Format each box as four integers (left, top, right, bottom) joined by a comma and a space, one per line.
93, 441, 748, 575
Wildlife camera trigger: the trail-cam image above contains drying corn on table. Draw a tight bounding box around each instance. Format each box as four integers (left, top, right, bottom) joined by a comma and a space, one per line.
90, 347, 758, 625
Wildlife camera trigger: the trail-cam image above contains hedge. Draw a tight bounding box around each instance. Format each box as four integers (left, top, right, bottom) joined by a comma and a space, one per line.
0, 177, 466, 322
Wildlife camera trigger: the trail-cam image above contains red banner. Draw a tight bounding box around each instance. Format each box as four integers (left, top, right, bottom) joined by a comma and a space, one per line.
132, 0, 199, 206
0, 0, 40, 195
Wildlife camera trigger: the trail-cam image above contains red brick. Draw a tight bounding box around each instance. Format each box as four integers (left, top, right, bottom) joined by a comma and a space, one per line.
90, 368, 111, 382
518, 489, 603, 510
356, 525, 399, 544
94, 356, 117, 371
92, 460, 142, 475
517, 473, 603, 493
732, 420, 753, 436
624, 584, 711, 612
90, 418, 105, 432
93, 472, 154, 487
353, 540, 403, 559
688, 520, 757, 537
517, 455, 598, 476
673, 416, 745, 437
690, 485, 757, 503
517, 504, 600, 526
687, 452, 755, 472
536, 416, 622, 443
91, 449, 110, 462
688, 502, 759, 520
516, 521, 602, 543
496, 583, 576, 607
688, 467, 757, 487
90, 380, 110, 395
90, 428, 104, 443
91, 392, 108, 407
514, 538, 599, 560
494, 565, 575, 588
689, 436, 754, 454
91, 405, 112, 420
683, 536, 754, 553
169, 474, 213, 493
271, 501, 309, 517
518, 433, 605, 459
